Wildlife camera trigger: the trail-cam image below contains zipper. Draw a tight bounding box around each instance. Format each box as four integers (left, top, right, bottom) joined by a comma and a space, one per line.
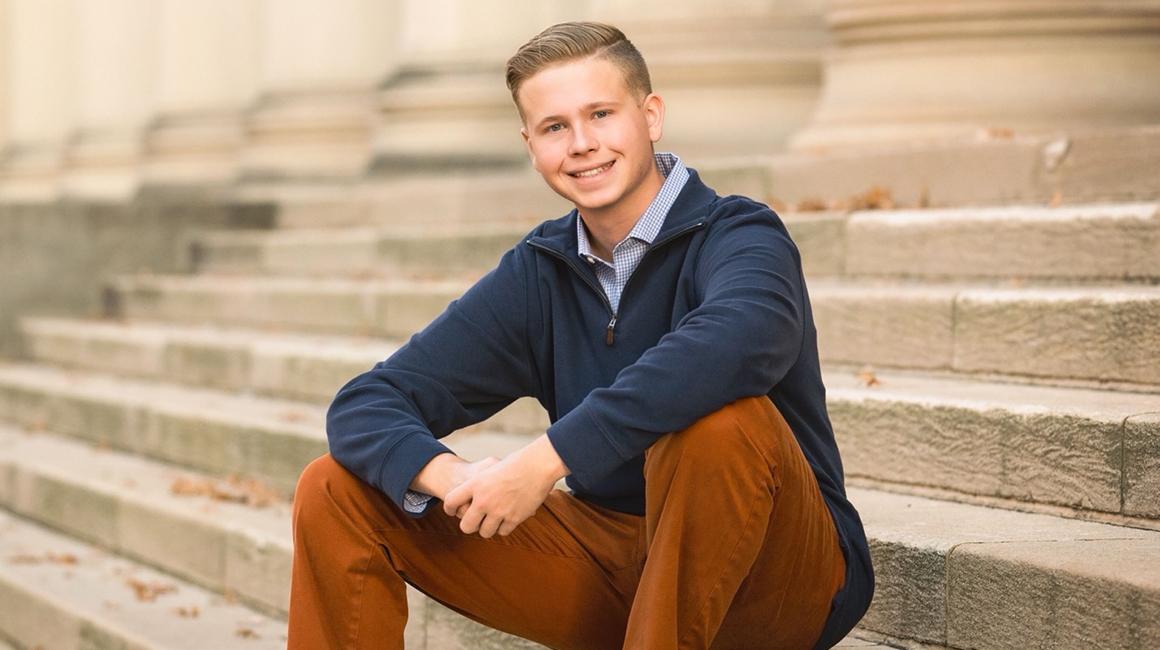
526, 219, 706, 346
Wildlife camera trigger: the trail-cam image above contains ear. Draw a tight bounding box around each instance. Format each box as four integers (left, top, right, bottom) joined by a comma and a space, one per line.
520, 126, 536, 165
642, 93, 665, 143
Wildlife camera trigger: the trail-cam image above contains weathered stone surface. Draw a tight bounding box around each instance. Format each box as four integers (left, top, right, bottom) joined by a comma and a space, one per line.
225, 531, 293, 615
374, 281, 463, 337
825, 369, 1138, 513
811, 282, 956, 369
953, 287, 1160, 384
425, 600, 547, 650
0, 363, 327, 492
0, 510, 287, 649
784, 211, 848, 278
947, 538, 1160, 650
5, 469, 120, 548
851, 487, 1154, 645
119, 498, 228, 589
1125, 411, 1160, 519
846, 203, 1160, 280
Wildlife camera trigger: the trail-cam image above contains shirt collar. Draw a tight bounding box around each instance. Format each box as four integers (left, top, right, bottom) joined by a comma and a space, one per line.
577, 152, 690, 260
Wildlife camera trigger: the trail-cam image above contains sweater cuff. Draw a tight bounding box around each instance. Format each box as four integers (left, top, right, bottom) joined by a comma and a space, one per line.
546, 402, 627, 489
378, 431, 456, 519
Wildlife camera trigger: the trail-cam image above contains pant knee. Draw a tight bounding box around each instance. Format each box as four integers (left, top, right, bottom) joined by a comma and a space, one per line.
648, 396, 786, 470
292, 453, 351, 520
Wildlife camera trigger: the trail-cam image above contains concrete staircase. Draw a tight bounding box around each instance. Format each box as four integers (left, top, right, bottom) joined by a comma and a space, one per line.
0, 172, 1157, 648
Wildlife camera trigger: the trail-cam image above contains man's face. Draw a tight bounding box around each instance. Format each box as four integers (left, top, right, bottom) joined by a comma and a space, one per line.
518, 56, 664, 223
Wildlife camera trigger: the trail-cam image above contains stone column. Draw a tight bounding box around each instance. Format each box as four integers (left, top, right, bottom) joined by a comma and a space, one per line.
373, 1, 585, 172
588, 0, 830, 161
242, 0, 400, 182
0, 0, 74, 201
61, 0, 157, 200
0, 0, 9, 159
790, 0, 1160, 152
143, 0, 261, 189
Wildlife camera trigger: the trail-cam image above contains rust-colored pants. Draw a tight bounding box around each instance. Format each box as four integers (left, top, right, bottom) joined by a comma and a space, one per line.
288, 396, 846, 649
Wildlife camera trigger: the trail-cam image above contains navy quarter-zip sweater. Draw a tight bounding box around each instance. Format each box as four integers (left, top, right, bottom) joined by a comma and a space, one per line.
326, 168, 874, 648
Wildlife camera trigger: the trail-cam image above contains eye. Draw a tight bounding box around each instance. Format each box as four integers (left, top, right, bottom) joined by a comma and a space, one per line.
545, 122, 565, 133
594, 109, 610, 119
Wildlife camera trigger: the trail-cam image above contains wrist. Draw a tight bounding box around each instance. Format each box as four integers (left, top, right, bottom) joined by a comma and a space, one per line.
410, 452, 463, 499
535, 434, 570, 482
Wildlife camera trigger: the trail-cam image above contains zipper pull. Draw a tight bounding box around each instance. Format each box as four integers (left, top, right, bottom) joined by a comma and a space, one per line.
605, 314, 617, 346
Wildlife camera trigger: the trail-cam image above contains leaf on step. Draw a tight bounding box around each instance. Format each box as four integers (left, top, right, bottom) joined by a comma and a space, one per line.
795, 197, 829, 212
174, 605, 200, 618
8, 552, 79, 565
855, 366, 881, 388
846, 187, 895, 211
977, 126, 1015, 141
236, 627, 261, 639
127, 577, 178, 602
278, 410, 310, 423
170, 475, 281, 508
1048, 190, 1063, 208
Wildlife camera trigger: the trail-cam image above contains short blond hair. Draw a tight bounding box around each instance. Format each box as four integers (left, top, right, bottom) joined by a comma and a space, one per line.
506, 22, 652, 115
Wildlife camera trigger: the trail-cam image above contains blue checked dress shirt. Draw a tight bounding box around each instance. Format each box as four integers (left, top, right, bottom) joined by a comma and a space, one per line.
402, 152, 690, 513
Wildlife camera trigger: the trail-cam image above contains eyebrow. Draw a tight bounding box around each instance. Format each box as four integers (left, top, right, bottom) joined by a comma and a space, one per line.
533, 100, 621, 129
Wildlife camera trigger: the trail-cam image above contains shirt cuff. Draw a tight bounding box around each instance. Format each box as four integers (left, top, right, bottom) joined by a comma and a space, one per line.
403, 489, 435, 514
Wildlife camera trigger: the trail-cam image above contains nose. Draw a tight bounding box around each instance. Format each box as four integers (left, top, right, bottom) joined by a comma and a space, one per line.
568, 122, 598, 155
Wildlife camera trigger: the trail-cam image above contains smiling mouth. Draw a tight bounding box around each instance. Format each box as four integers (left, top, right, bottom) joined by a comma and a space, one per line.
569, 160, 614, 178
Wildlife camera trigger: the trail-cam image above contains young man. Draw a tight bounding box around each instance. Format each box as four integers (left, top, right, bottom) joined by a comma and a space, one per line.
289, 21, 873, 650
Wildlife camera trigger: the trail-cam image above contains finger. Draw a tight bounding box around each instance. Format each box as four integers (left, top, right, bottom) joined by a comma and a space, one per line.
498, 520, 519, 537
478, 514, 502, 539
443, 484, 470, 516
459, 505, 484, 535
455, 503, 469, 518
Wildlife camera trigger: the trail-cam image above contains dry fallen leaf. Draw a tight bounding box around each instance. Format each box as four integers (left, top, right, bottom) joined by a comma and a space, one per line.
795, 198, 829, 212
9, 552, 79, 565
847, 186, 895, 211
170, 475, 281, 508
1048, 190, 1063, 208
127, 578, 177, 602
174, 605, 200, 618
855, 366, 882, 388
236, 627, 261, 639
978, 126, 1015, 141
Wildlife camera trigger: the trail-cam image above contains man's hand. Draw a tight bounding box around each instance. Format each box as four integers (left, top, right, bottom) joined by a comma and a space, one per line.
443, 434, 569, 539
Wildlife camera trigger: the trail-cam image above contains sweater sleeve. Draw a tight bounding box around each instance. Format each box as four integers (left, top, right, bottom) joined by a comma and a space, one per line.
545, 203, 805, 488
326, 247, 537, 516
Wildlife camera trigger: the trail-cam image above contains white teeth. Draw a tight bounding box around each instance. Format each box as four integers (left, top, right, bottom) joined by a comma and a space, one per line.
574, 162, 612, 178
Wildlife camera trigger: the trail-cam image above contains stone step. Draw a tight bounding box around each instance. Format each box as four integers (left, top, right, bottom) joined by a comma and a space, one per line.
0, 362, 537, 497
190, 225, 528, 279
825, 368, 1160, 521
19, 316, 548, 428
188, 201, 1160, 283
810, 281, 1160, 385
0, 509, 286, 650
854, 487, 1160, 649
841, 202, 1160, 281
235, 169, 570, 230
0, 424, 884, 649
17, 319, 1159, 520
1, 422, 1153, 648
106, 273, 1160, 384
105, 273, 471, 339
